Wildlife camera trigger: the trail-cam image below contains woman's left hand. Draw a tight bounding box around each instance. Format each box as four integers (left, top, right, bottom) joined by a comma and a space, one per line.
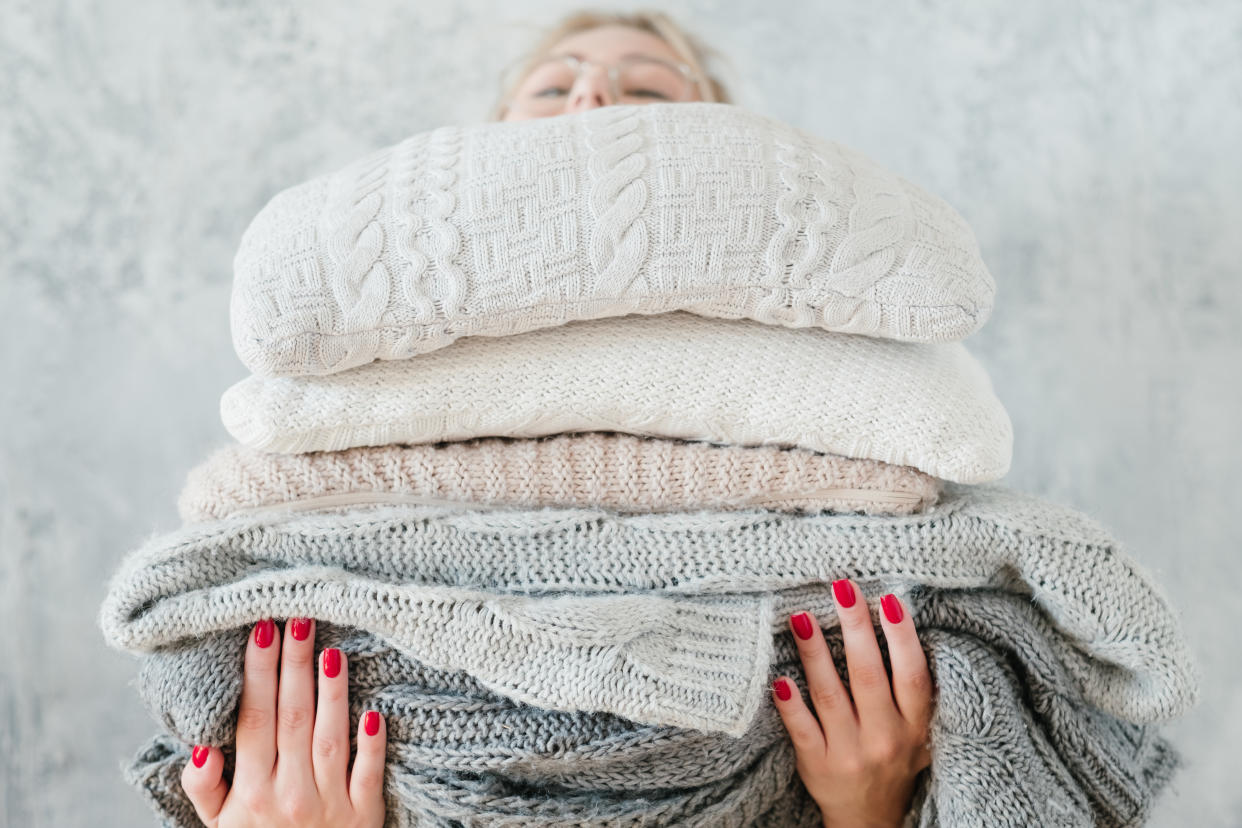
772, 579, 934, 828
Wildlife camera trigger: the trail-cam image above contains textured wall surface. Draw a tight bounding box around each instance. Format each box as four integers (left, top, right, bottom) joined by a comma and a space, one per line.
3, 0, 1239, 824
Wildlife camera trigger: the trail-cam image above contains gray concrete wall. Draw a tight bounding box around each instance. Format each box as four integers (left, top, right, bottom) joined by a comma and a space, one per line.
2, 1, 1238, 824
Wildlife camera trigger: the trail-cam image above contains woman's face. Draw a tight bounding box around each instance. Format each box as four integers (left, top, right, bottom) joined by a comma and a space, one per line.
501, 24, 702, 121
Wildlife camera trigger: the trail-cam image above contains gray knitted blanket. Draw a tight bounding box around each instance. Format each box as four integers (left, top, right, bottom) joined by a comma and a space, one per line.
99, 485, 1197, 827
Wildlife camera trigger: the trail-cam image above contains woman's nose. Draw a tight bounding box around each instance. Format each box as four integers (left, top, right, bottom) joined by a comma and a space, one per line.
566, 66, 614, 112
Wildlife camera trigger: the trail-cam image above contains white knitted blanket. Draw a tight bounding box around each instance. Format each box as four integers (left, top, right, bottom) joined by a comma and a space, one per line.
100, 485, 1195, 738
221, 312, 1014, 483
230, 102, 996, 377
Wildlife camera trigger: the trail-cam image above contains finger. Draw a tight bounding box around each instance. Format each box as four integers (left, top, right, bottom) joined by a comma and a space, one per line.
832, 579, 899, 726
348, 709, 388, 818
313, 646, 351, 803
235, 618, 281, 783
788, 610, 858, 743
878, 593, 935, 729
769, 676, 828, 769
180, 745, 227, 827
274, 617, 318, 788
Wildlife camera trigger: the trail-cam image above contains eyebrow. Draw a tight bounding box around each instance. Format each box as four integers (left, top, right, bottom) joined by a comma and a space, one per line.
556, 51, 661, 61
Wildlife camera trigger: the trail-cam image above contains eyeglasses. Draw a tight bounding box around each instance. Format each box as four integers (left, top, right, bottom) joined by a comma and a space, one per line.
506, 54, 700, 117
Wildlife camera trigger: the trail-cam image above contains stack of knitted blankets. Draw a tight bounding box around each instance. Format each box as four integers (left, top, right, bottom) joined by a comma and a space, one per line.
99, 102, 1197, 827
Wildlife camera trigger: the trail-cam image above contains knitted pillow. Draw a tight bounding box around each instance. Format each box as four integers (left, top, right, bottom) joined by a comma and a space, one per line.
231, 102, 996, 377
220, 312, 1013, 484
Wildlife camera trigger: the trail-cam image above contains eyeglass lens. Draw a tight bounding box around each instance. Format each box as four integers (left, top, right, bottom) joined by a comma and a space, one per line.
512, 57, 693, 115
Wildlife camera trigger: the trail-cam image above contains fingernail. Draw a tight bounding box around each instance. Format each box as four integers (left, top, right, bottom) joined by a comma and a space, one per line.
832, 579, 856, 608
790, 612, 814, 641
881, 594, 904, 624
253, 619, 275, 648
290, 617, 311, 641
364, 710, 381, 736
772, 678, 792, 701
192, 745, 209, 768
322, 648, 342, 678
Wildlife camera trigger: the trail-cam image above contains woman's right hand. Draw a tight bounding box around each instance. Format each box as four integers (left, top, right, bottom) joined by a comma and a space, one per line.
771, 581, 934, 828
180, 618, 388, 827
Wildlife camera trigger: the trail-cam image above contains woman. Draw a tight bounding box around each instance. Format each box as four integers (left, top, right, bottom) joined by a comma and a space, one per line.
180, 11, 934, 827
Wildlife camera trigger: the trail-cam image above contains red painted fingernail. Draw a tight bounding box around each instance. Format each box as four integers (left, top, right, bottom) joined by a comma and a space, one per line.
881, 594, 904, 624
253, 619, 275, 648
192, 745, 209, 768
364, 710, 381, 736
832, 579, 856, 608
772, 678, 792, 701
790, 612, 814, 641
290, 617, 311, 641
322, 648, 342, 678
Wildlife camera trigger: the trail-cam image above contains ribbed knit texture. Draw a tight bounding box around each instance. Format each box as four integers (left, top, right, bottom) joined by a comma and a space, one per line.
99, 486, 1197, 826
220, 312, 1014, 483
178, 432, 944, 522
230, 102, 996, 378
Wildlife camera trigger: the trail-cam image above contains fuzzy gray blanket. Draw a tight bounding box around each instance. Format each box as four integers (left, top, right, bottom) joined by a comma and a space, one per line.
100, 485, 1197, 826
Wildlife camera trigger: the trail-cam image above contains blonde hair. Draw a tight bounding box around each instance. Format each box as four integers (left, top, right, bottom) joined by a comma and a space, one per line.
490, 9, 733, 121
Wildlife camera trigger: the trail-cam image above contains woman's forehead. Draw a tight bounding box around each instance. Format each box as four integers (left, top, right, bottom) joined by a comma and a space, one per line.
547, 25, 681, 64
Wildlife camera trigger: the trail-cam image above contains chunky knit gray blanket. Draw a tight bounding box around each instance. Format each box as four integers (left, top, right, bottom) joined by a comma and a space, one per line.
99, 485, 1197, 827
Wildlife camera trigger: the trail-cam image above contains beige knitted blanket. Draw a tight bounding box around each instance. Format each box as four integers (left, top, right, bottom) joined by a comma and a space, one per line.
178, 432, 944, 522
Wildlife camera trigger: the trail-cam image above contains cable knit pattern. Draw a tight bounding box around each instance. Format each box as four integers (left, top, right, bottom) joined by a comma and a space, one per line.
230, 102, 996, 377
392, 133, 437, 348
99, 486, 1195, 827
220, 312, 1013, 483
424, 125, 465, 327
177, 433, 945, 523
101, 486, 1197, 730
586, 106, 648, 297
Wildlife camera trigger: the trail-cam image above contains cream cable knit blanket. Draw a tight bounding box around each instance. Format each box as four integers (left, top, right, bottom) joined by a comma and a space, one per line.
178, 433, 943, 522
221, 312, 1014, 484
100, 486, 1197, 826
230, 102, 996, 378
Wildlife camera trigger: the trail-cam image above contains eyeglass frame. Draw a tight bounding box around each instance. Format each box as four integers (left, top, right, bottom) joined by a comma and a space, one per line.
504, 53, 703, 115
